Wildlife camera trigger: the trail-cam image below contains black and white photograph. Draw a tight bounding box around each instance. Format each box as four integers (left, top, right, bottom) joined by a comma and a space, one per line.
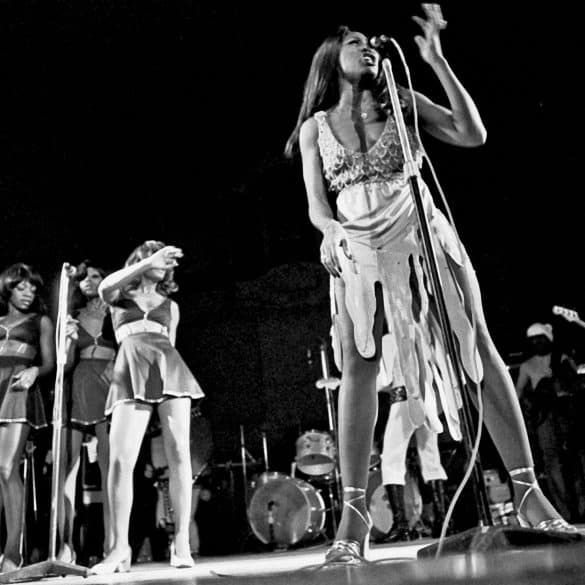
0, 2, 583, 584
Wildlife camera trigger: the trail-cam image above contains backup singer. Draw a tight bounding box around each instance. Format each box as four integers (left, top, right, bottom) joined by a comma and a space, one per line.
91, 241, 204, 574
285, 3, 576, 563
59, 262, 116, 562
0, 264, 54, 572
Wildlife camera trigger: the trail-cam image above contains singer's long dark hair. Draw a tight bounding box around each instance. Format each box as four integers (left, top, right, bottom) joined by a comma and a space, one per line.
284, 26, 411, 158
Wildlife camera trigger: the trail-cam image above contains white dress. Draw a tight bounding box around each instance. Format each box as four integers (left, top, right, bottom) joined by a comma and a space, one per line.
315, 110, 483, 441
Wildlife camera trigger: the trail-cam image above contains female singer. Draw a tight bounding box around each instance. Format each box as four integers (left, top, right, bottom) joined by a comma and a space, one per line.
59, 262, 116, 562
91, 241, 204, 574
286, 3, 576, 563
0, 263, 54, 572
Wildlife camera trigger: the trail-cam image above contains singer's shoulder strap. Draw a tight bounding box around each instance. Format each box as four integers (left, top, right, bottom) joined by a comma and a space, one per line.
313, 111, 327, 134
313, 111, 331, 145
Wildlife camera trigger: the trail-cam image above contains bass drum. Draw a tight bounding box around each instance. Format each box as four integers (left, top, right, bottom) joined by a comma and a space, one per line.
247, 472, 326, 546
366, 468, 423, 540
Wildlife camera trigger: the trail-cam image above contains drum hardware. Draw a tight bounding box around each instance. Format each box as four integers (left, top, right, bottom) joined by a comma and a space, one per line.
239, 425, 263, 506
313, 339, 342, 535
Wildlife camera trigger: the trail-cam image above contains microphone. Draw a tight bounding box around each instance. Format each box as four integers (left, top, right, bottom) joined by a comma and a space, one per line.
370, 35, 392, 50
63, 263, 78, 279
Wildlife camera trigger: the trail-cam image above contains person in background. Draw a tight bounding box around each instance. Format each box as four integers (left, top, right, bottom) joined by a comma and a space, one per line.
516, 322, 581, 521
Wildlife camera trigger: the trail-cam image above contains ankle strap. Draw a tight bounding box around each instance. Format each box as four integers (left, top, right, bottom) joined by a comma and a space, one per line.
508, 467, 534, 477
508, 467, 539, 515
509, 467, 534, 477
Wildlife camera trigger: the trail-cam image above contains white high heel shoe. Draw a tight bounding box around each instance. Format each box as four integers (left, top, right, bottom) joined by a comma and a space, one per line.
89, 547, 132, 575
169, 541, 195, 568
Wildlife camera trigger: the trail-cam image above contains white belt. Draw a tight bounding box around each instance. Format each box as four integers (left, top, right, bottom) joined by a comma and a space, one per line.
115, 320, 169, 343
0, 340, 37, 359
79, 345, 116, 360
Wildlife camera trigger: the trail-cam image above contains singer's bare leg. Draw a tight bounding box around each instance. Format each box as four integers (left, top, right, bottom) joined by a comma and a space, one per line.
450, 257, 562, 524
333, 279, 383, 544
103, 402, 152, 565
95, 420, 112, 553
159, 397, 192, 560
0, 422, 29, 571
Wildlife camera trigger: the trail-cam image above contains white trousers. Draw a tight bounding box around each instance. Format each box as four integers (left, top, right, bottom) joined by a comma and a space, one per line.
381, 400, 448, 485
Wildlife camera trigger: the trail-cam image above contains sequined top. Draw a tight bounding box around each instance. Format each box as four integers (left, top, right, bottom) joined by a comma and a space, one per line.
314, 111, 421, 194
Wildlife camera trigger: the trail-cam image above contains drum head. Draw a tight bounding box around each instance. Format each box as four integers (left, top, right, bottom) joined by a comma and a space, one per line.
295, 430, 336, 475
247, 476, 324, 545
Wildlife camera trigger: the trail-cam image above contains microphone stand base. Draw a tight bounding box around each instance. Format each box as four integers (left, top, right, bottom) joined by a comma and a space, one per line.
0, 559, 89, 584
417, 525, 583, 558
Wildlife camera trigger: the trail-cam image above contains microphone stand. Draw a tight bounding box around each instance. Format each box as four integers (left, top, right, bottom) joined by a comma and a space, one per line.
0, 264, 88, 583
380, 56, 492, 530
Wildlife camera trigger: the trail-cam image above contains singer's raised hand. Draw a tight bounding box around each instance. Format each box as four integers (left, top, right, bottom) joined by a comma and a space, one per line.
148, 246, 183, 271
412, 3, 447, 65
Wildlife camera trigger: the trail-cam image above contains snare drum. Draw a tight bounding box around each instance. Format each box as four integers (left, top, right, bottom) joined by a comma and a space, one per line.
295, 430, 336, 476
247, 473, 326, 546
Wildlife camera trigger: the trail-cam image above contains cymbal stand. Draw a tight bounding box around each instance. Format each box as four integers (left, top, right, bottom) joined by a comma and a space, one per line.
261, 431, 269, 472
239, 425, 249, 505
315, 340, 342, 535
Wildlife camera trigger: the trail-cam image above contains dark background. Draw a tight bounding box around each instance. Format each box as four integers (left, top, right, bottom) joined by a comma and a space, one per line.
0, 1, 583, 469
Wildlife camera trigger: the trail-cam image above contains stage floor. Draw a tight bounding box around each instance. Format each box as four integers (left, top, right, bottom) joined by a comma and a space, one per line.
3, 534, 585, 585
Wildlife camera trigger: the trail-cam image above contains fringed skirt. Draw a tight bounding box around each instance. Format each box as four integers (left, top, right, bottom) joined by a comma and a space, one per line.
330, 179, 483, 441
105, 332, 204, 415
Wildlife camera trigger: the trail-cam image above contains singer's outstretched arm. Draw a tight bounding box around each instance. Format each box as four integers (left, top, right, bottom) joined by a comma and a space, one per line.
98, 245, 183, 303
408, 4, 487, 147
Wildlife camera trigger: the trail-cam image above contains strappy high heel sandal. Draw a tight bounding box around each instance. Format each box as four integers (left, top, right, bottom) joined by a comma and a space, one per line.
325, 487, 373, 564
510, 467, 579, 533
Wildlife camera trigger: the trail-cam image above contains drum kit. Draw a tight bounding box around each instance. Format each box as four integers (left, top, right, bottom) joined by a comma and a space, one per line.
242, 341, 405, 549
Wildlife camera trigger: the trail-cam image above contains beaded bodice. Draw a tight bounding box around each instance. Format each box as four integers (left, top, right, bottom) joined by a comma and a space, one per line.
314, 111, 420, 194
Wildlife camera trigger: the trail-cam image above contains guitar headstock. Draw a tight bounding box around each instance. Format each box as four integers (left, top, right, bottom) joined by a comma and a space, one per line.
552, 305, 580, 323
